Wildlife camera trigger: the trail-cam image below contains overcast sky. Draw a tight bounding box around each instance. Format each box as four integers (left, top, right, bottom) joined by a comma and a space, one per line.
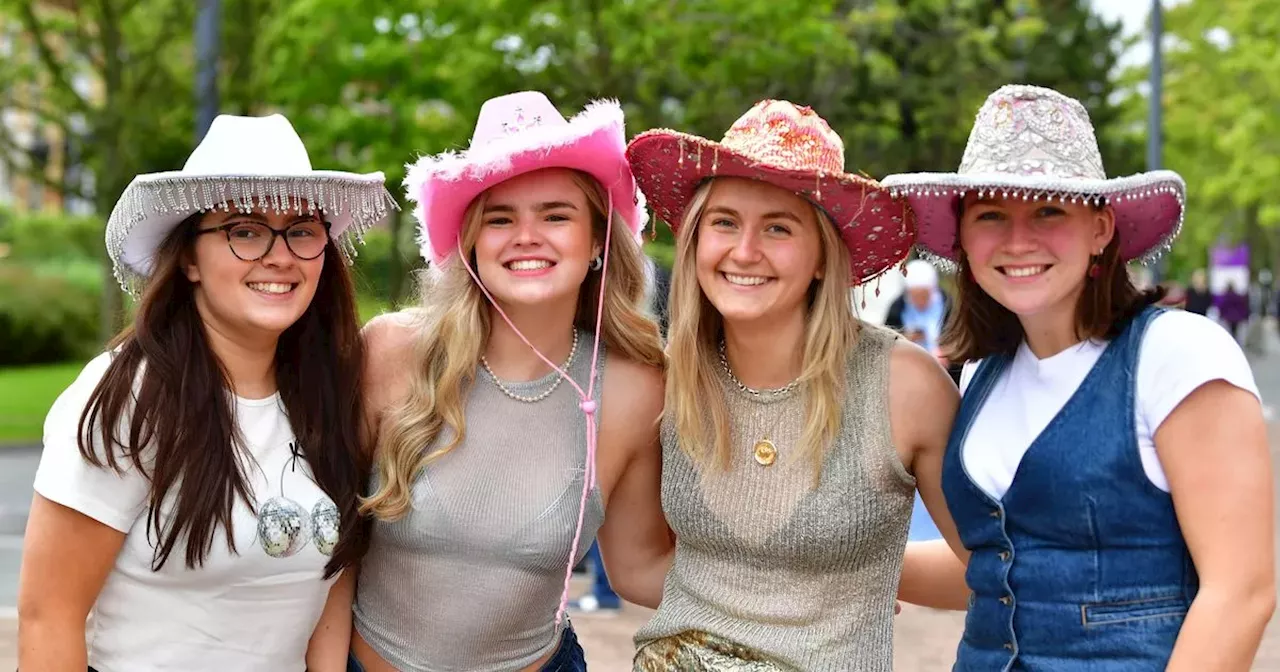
1090, 0, 1189, 68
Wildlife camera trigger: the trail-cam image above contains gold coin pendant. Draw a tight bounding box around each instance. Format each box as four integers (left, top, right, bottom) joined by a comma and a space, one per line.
753, 439, 777, 466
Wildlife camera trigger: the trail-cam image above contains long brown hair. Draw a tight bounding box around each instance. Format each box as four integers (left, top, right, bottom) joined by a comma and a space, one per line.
78, 213, 369, 578
942, 201, 1165, 363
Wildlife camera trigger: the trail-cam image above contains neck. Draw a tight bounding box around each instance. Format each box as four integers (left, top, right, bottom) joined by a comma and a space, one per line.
1018, 302, 1083, 359
200, 320, 279, 400
484, 299, 580, 381
722, 309, 807, 389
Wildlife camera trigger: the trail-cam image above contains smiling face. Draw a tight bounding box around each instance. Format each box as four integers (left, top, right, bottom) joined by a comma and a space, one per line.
184, 207, 327, 340
958, 195, 1114, 319
693, 177, 824, 329
471, 168, 600, 312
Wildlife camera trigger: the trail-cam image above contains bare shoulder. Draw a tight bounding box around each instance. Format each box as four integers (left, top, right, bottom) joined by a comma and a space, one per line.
362, 311, 420, 367
361, 310, 424, 405
888, 338, 959, 435
602, 354, 666, 425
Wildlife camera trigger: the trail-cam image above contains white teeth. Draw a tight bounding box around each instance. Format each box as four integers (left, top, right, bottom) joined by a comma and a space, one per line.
723, 273, 769, 286
248, 282, 293, 294
507, 259, 552, 271
1005, 266, 1046, 278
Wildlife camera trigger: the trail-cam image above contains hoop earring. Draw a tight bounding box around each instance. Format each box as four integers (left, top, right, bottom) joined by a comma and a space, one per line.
589, 256, 603, 271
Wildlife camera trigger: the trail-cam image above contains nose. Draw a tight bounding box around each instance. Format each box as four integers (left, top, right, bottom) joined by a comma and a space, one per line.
511, 216, 542, 247
727, 227, 764, 264
261, 230, 296, 267
1001, 217, 1040, 255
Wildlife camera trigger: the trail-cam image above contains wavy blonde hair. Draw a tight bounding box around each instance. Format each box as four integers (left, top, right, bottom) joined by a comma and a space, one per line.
665, 179, 858, 481
363, 170, 664, 521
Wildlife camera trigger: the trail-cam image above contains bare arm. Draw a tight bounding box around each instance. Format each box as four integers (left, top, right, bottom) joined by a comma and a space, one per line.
18, 494, 126, 671
1161, 381, 1275, 671
887, 340, 971, 610
594, 357, 673, 609
305, 570, 356, 672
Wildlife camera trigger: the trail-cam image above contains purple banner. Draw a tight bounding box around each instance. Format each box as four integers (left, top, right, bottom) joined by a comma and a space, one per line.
1211, 244, 1250, 268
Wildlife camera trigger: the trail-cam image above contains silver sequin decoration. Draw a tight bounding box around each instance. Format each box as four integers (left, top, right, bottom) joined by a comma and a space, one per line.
310, 498, 341, 556
257, 496, 312, 558
106, 175, 400, 297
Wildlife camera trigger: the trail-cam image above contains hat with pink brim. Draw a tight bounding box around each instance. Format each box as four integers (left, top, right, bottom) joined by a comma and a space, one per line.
404, 91, 648, 266
882, 85, 1185, 272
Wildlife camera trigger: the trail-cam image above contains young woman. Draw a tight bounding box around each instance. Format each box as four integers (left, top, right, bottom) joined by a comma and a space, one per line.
18, 114, 397, 672
886, 84, 1276, 671
625, 100, 959, 671
351, 91, 671, 672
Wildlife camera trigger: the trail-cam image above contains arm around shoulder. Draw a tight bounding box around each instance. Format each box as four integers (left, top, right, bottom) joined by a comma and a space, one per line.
594, 356, 673, 609
888, 340, 972, 609
359, 311, 423, 454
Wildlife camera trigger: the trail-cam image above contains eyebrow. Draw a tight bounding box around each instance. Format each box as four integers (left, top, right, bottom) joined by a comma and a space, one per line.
220, 212, 320, 224
482, 201, 579, 214
704, 205, 803, 224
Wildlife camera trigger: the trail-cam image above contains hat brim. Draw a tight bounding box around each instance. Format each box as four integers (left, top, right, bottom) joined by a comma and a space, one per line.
404, 99, 648, 266
107, 170, 398, 295
882, 170, 1185, 271
626, 129, 915, 285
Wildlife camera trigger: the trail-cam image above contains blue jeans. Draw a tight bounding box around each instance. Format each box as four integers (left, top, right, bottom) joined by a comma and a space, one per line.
586, 541, 620, 607
347, 625, 586, 671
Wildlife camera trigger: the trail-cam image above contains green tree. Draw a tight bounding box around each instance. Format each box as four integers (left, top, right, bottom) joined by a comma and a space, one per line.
0, 0, 198, 339
1125, 0, 1280, 277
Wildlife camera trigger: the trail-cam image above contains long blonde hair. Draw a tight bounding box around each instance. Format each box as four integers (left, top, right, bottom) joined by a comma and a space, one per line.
664, 180, 858, 480
363, 170, 664, 521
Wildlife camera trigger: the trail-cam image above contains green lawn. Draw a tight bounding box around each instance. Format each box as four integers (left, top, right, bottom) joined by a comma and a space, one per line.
0, 360, 84, 445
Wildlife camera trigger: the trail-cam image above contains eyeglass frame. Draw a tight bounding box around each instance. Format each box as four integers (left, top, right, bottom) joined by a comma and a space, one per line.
193, 218, 333, 262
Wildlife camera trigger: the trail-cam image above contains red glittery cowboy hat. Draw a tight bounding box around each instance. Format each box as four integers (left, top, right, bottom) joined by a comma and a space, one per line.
625, 100, 915, 284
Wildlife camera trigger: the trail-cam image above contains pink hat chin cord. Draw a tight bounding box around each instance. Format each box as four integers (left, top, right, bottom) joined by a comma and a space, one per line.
456, 190, 615, 626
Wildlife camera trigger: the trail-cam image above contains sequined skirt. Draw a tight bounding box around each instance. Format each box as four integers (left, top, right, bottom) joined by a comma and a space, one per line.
633, 631, 798, 672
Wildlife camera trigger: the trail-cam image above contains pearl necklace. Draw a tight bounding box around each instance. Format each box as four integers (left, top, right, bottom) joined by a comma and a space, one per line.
480, 329, 580, 403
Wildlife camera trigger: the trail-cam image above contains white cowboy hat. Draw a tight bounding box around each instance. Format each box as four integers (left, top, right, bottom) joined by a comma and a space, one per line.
106, 113, 398, 295
882, 85, 1185, 272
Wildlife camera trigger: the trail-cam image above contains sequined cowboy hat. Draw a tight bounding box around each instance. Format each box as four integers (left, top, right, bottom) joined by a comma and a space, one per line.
625, 100, 915, 284
106, 113, 398, 295
404, 90, 648, 267
881, 84, 1186, 271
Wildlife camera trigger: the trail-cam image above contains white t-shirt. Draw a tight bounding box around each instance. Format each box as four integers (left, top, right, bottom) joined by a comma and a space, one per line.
959, 310, 1260, 499
32, 352, 342, 672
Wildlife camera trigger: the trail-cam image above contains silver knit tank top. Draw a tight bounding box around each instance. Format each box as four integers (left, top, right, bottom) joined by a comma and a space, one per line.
634, 324, 914, 671
354, 331, 605, 672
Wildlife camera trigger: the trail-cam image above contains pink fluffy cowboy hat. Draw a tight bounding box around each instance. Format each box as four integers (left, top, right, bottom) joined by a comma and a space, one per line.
625, 99, 915, 284
404, 90, 648, 266
881, 84, 1186, 271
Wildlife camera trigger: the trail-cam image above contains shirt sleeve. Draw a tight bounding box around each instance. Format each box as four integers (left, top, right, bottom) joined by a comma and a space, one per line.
1137, 310, 1261, 439
32, 352, 150, 533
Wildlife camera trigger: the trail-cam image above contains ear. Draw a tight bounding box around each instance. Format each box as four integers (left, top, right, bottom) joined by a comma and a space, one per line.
1092, 205, 1117, 254
182, 248, 200, 283
591, 242, 603, 260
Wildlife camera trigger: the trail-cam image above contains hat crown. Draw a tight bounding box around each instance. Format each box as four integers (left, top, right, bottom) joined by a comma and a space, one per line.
183, 114, 314, 175
469, 91, 570, 150
718, 100, 846, 174
958, 85, 1107, 181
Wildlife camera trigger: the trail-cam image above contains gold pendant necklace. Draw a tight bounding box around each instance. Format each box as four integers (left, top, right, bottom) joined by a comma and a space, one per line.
753, 438, 778, 466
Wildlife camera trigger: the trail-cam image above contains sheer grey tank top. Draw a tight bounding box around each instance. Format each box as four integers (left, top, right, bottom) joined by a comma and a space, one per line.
353, 331, 605, 672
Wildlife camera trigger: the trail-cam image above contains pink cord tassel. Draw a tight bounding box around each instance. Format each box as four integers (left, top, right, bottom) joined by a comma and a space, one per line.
456, 189, 615, 627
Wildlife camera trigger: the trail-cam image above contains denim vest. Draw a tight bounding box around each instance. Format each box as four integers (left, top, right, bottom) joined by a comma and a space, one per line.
942, 306, 1197, 671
